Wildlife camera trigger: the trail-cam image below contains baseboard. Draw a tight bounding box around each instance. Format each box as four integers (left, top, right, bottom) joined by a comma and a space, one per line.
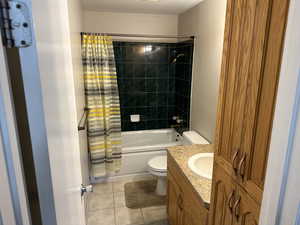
90, 172, 153, 184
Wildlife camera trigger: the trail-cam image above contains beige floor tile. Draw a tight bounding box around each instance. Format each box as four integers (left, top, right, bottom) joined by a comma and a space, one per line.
114, 191, 126, 208
87, 193, 114, 211
115, 207, 144, 225
87, 208, 115, 225
113, 180, 127, 193
93, 182, 113, 194
142, 206, 167, 224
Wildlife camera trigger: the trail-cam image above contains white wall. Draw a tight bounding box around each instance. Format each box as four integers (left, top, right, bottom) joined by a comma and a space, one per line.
83, 11, 178, 40
178, 0, 227, 141
31, 0, 86, 224
259, 0, 300, 224
67, 0, 89, 185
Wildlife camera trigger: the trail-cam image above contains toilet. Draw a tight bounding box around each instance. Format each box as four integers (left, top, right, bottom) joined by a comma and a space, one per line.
148, 131, 210, 196
148, 155, 168, 196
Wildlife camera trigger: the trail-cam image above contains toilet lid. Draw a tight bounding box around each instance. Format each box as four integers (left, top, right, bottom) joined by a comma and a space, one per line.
148, 156, 167, 172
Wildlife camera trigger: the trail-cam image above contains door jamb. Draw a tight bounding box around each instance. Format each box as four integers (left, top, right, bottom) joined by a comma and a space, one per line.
259, 0, 300, 224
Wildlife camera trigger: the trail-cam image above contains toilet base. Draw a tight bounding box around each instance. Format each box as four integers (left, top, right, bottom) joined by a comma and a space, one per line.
155, 176, 167, 196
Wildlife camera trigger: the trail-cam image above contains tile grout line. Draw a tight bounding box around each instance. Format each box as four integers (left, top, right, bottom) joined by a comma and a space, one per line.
112, 183, 117, 225
140, 207, 145, 225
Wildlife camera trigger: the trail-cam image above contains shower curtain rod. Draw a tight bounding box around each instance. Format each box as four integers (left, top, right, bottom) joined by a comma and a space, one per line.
80, 32, 195, 39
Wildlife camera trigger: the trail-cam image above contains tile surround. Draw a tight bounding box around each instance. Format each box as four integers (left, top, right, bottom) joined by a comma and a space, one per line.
114, 41, 193, 132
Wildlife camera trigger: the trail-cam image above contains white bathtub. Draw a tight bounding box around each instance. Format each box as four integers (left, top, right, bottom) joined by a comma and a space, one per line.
115, 128, 181, 177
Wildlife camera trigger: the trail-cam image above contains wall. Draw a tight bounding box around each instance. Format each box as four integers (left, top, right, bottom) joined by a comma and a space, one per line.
178, 0, 227, 141
83, 11, 178, 37
259, 0, 300, 224
67, 0, 89, 185
114, 41, 177, 131
114, 41, 193, 131
174, 41, 194, 129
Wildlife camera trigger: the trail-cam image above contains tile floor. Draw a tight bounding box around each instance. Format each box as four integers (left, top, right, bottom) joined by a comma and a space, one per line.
86, 174, 168, 225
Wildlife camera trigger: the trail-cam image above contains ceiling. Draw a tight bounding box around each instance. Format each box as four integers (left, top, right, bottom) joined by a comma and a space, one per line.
82, 0, 203, 15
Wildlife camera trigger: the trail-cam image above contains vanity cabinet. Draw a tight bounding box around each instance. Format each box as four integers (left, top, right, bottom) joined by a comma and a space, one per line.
167, 155, 208, 225
209, 164, 235, 225
210, 164, 260, 225
167, 172, 183, 225
210, 0, 289, 223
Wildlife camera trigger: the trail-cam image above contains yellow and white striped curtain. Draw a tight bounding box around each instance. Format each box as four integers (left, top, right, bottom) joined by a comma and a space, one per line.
82, 34, 122, 178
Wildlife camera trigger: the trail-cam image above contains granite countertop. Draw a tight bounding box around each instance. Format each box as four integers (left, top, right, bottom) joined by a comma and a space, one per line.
167, 144, 214, 209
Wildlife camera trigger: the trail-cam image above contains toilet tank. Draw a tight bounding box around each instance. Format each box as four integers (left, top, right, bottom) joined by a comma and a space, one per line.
182, 131, 209, 145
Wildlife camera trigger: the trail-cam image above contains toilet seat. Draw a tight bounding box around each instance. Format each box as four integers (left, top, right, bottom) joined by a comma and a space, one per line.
148, 156, 167, 174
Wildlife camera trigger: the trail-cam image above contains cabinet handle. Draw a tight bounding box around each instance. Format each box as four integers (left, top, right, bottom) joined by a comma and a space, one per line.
232, 149, 239, 174
228, 190, 235, 213
233, 195, 241, 221
177, 195, 183, 211
238, 153, 246, 179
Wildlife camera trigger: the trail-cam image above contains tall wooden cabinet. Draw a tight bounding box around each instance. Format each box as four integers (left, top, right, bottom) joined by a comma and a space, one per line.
210, 0, 290, 223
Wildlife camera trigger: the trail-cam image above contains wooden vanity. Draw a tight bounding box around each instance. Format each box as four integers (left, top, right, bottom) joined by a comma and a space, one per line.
167, 145, 213, 225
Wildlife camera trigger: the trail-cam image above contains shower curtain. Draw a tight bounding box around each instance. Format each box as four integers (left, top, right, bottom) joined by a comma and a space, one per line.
82, 34, 122, 178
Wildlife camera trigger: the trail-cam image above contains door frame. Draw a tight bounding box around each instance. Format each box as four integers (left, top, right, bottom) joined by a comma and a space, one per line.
0, 29, 31, 225
0, 0, 57, 224
259, 0, 300, 224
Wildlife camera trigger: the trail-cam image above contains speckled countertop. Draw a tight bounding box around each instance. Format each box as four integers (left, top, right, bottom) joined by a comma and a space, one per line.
167, 144, 213, 209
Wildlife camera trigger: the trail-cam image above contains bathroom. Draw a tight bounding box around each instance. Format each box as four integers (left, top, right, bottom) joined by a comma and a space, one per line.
0, 0, 294, 225
74, 0, 226, 224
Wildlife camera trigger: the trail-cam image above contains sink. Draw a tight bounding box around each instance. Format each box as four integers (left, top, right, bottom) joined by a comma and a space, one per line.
188, 153, 214, 179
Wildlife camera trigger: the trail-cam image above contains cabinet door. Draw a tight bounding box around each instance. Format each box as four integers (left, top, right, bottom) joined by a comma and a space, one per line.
233, 0, 290, 203
183, 211, 204, 225
231, 186, 260, 225
167, 173, 183, 225
214, 0, 244, 177
215, 0, 290, 204
183, 194, 208, 225
209, 164, 235, 225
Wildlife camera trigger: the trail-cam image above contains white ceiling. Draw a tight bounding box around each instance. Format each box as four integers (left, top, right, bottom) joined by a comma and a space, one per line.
82, 0, 203, 15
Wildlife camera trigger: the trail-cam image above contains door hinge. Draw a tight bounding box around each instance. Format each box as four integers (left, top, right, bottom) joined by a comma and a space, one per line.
0, 0, 32, 48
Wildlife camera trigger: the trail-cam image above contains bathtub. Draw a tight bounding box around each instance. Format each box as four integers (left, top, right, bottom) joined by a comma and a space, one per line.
115, 128, 181, 178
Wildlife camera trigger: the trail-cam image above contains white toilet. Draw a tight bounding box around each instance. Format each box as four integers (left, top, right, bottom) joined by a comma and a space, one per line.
148, 155, 168, 196
148, 131, 209, 196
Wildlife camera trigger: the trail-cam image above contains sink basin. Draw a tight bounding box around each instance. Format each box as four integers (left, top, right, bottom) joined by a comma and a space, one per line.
188, 153, 214, 179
